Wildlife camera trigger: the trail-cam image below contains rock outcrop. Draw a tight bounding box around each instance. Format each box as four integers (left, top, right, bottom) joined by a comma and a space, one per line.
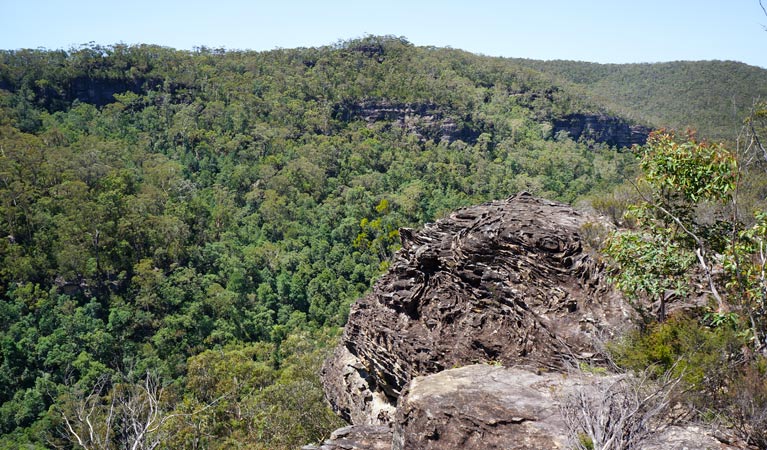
302, 425, 391, 450
318, 193, 746, 449
313, 364, 743, 450
395, 364, 742, 450
322, 193, 631, 424
553, 113, 651, 148
321, 346, 397, 425
333, 100, 479, 144
334, 102, 651, 148
393, 365, 569, 449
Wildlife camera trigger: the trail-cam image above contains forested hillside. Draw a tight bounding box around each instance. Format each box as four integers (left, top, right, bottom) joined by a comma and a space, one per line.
0, 36, 764, 449
515, 58, 767, 140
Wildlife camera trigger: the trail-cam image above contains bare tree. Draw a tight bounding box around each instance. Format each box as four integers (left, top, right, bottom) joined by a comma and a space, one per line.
59, 371, 222, 450
116, 373, 170, 450
560, 368, 683, 450
761, 0, 767, 29
59, 376, 115, 450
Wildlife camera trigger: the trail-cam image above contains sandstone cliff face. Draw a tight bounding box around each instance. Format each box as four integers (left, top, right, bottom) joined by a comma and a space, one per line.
322, 193, 631, 424
333, 100, 479, 144
553, 113, 651, 148
334, 101, 651, 149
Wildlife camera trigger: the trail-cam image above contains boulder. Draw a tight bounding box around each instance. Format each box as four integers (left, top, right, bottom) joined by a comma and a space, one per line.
323, 193, 632, 423
318, 193, 748, 449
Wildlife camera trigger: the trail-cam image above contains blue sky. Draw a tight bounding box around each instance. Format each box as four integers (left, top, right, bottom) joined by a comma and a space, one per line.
2, 0, 766, 67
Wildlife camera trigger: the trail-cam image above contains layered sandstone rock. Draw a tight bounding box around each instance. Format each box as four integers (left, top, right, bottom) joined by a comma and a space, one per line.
553, 113, 651, 148
301, 425, 391, 450
323, 193, 631, 422
333, 100, 479, 144
317, 193, 745, 449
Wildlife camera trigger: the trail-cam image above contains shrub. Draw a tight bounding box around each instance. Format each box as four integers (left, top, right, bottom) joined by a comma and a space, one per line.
725, 358, 767, 449
561, 369, 682, 450
607, 315, 744, 408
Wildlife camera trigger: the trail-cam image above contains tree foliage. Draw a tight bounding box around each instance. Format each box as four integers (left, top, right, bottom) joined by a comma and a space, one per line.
516, 59, 767, 141
602, 119, 767, 449
0, 38, 763, 447
604, 131, 737, 320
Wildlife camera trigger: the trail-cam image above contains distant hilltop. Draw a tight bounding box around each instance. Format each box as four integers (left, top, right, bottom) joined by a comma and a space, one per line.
2, 36, 767, 142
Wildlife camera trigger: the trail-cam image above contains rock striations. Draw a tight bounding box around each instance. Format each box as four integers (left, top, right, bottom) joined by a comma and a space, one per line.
322, 193, 630, 424
310, 365, 735, 450
314, 193, 744, 449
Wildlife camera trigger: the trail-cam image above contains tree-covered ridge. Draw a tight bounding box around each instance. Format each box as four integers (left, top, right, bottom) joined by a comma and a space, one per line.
514, 58, 767, 141
0, 36, 763, 448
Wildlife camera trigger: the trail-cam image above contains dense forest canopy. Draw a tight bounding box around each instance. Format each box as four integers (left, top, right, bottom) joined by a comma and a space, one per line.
514, 58, 767, 140
0, 36, 765, 448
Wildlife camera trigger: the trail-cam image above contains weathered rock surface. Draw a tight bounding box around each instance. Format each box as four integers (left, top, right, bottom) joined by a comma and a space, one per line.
393, 365, 568, 449
321, 346, 396, 425
318, 193, 747, 449
314, 365, 743, 450
333, 101, 651, 148
553, 113, 651, 148
322, 193, 632, 424
392, 365, 742, 450
301, 425, 392, 450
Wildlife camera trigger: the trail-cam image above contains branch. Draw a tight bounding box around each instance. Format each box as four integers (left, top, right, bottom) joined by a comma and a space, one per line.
147, 392, 228, 435
750, 121, 767, 164
695, 247, 726, 312
628, 179, 727, 312
562, 363, 684, 450
61, 413, 88, 450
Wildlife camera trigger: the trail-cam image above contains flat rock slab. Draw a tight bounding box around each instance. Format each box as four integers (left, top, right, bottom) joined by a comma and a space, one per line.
392, 365, 743, 450
313, 365, 742, 450
393, 365, 570, 450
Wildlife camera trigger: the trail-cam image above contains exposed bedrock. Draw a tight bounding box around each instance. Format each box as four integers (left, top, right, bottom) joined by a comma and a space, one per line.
311, 365, 743, 450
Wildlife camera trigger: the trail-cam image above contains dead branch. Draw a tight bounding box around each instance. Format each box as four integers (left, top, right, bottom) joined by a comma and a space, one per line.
561, 367, 683, 450
60, 371, 226, 450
